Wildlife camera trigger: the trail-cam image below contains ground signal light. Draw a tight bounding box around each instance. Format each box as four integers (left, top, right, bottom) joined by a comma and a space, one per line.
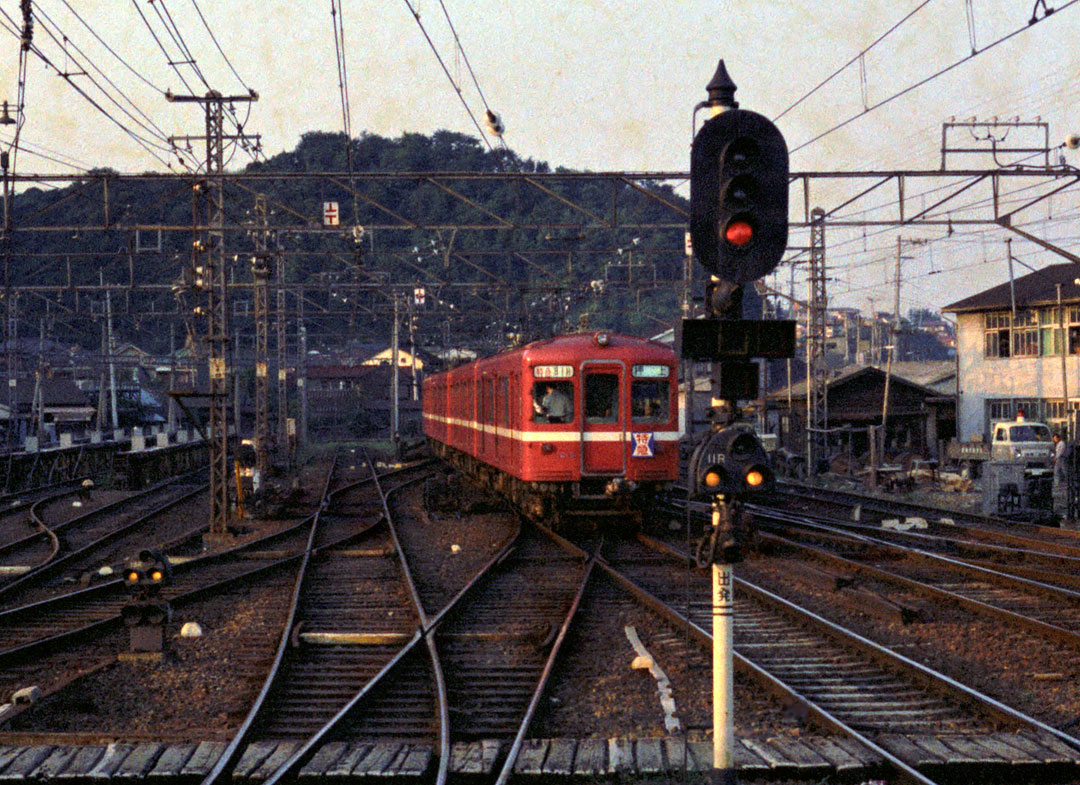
689, 423, 775, 499
122, 550, 172, 655
690, 109, 789, 283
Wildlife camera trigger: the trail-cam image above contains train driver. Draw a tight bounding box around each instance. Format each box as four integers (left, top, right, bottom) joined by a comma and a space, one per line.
534, 383, 573, 423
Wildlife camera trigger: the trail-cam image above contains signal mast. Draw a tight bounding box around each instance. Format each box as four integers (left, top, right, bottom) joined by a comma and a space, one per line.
683, 60, 794, 781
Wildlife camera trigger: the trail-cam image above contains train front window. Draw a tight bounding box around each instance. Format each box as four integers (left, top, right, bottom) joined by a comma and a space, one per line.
585, 374, 619, 424
632, 380, 670, 423
532, 381, 574, 423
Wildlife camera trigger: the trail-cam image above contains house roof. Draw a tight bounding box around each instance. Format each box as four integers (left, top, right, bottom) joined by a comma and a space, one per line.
768, 362, 949, 401
943, 262, 1080, 313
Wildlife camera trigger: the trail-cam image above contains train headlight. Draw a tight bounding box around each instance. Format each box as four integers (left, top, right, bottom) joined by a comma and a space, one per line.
745, 469, 765, 487
704, 470, 722, 488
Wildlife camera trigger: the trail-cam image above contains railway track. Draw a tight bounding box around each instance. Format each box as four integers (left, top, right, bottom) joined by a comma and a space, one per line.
599, 532, 1080, 784
0, 471, 207, 605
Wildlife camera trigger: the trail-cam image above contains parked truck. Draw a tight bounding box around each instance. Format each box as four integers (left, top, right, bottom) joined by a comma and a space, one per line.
946, 414, 1055, 476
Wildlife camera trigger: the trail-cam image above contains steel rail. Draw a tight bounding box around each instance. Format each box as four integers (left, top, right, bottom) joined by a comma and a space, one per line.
761, 527, 1080, 652
751, 500, 1080, 572
197, 455, 341, 785
775, 481, 1080, 553
253, 457, 525, 785
595, 538, 938, 785
0, 462, 426, 663
639, 533, 1080, 754
493, 533, 596, 785
201, 456, 445, 785
0, 477, 207, 600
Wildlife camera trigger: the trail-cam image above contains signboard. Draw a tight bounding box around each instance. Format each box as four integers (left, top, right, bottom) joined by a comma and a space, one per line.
256, 362, 267, 378
208, 357, 226, 380
322, 202, 339, 226
631, 432, 656, 458
414, 287, 426, 306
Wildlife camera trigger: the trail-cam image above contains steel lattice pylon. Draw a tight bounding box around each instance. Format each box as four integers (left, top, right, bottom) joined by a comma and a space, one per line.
169, 89, 258, 538
252, 194, 270, 483
806, 207, 828, 473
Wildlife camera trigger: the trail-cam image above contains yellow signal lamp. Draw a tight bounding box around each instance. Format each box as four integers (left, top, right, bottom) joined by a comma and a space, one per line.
704, 470, 723, 489
745, 468, 765, 487
126, 570, 141, 584
150, 569, 164, 582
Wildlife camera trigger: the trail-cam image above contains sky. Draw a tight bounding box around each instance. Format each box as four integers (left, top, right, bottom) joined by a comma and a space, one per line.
1, 0, 1079, 317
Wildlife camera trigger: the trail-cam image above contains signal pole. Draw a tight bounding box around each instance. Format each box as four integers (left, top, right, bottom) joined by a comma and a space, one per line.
276, 248, 287, 453
251, 194, 270, 490
806, 208, 827, 474
167, 89, 258, 542
685, 60, 793, 784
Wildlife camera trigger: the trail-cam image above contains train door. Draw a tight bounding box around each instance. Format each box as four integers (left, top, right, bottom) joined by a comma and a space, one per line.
581, 361, 625, 475
510, 373, 520, 465
480, 375, 494, 457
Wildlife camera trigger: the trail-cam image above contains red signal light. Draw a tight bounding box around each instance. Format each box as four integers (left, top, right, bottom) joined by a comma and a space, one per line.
725, 221, 753, 246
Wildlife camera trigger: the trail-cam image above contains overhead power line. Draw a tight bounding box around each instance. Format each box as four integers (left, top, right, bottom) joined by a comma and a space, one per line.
790, 0, 1080, 155
775, 0, 935, 123
400, 0, 502, 164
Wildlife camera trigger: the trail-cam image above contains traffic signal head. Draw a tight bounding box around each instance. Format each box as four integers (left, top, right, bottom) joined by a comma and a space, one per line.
689, 423, 775, 499
691, 109, 789, 283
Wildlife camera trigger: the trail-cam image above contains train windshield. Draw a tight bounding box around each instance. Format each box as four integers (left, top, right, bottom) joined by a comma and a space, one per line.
532, 381, 574, 423
631, 380, 670, 424
585, 374, 620, 424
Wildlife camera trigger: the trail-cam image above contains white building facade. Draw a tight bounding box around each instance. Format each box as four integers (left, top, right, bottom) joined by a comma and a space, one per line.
945, 263, 1080, 441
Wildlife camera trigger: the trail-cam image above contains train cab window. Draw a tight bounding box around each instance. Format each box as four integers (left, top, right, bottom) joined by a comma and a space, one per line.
532, 381, 574, 424
585, 374, 619, 424
632, 380, 670, 424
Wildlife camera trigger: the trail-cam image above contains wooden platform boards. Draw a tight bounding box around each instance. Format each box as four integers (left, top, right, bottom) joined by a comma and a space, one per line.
0, 731, 1076, 780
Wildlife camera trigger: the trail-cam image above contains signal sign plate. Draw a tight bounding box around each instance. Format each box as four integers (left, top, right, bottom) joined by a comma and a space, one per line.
322, 202, 339, 226
631, 432, 656, 458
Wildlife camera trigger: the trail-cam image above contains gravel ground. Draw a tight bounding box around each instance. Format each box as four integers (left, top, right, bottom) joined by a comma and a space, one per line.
3, 574, 295, 741
532, 572, 806, 742
391, 478, 519, 615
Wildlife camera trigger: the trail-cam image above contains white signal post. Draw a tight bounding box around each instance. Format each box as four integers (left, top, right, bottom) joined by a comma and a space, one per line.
712, 503, 736, 781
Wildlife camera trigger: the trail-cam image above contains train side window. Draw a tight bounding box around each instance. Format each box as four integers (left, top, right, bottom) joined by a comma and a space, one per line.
585, 374, 619, 424
631, 380, 670, 423
532, 381, 574, 423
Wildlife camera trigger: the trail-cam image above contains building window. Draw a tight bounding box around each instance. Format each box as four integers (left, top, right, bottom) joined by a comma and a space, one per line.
988, 399, 1013, 421
1041, 327, 1063, 356
1012, 327, 1038, 357
984, 310, 1011, 358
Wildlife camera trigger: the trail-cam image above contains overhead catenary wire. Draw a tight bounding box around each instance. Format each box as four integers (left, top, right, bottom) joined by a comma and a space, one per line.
774, 0, 935, 123
399, 0, 502, 165
0, 8, 178, 170
55, 0, 166, 95
329, 0, 359, 225
789, 0, 1080, 155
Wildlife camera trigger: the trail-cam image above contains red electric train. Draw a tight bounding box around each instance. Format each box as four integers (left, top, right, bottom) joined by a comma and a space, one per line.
422, 331, 680, 526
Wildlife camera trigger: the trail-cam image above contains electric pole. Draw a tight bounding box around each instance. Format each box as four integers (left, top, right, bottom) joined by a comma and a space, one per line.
167, 89, 258, 542
251, 194, 270, 490
806, 207, 827, 475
